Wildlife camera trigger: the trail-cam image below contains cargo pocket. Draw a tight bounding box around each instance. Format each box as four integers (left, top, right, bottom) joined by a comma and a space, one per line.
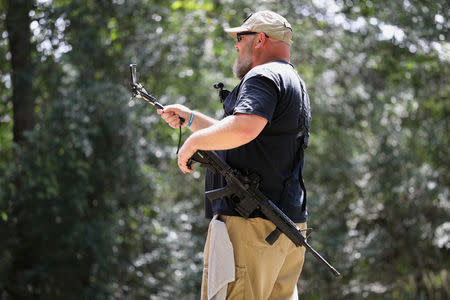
226, 265, 247, 300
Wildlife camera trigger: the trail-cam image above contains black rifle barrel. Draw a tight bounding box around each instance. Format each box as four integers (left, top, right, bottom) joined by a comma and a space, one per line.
256, 191, 341, 277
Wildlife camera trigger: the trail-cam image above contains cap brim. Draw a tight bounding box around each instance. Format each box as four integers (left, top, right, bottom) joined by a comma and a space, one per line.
224, 26, 250, 39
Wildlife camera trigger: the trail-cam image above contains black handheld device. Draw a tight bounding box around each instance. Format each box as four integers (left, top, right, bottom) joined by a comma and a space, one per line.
129, 64, 166, 110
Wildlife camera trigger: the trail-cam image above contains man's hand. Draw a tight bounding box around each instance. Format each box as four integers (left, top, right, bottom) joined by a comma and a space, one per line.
157, 104, 191, 128
175, 113, 268, 174
177, 138, 197, 173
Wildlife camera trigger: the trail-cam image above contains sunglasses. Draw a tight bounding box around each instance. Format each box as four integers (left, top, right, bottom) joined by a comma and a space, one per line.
236, 32, 270, 42
236, 32, 258, 42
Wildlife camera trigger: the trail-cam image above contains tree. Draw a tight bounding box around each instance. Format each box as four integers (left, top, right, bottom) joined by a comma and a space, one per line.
0, 0, 448, 299
5, 0, 35, 143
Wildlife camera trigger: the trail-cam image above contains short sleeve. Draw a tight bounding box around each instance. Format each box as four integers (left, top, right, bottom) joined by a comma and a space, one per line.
233, 75, 280, 123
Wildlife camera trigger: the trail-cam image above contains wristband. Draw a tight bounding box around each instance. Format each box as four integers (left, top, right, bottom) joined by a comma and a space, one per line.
186, 111, 194, 128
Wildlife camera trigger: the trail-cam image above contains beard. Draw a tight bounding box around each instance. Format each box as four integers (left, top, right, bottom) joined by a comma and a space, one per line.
232, 47, 253, 79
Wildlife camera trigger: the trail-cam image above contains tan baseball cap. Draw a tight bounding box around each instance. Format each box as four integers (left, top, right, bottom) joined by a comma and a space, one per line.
225, 10, 293, 46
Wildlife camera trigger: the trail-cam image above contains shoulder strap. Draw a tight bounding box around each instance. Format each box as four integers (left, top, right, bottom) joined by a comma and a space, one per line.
295, 71, 311, 149
295, 71, 310, 211
279, 69, 311, 211
280, 142, 307, 211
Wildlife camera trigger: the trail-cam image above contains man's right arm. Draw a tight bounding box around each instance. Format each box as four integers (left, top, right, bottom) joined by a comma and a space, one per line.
157, 104, 218, 132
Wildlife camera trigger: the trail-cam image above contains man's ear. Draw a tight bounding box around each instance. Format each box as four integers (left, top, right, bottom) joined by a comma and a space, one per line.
255, 33, 267, 49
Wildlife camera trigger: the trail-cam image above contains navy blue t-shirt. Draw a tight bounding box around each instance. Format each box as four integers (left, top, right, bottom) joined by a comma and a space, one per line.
204, 61, 310, 223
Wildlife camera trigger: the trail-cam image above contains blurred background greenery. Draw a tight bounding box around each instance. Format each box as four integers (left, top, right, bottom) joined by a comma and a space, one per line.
0, 0, 448, 299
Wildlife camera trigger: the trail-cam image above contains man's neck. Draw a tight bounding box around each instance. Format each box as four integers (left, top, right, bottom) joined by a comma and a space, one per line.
252, 56, 290, 69
251, 41, 291, 68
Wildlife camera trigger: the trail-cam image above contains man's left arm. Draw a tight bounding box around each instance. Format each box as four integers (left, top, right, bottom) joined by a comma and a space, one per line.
176, 113, 267, 173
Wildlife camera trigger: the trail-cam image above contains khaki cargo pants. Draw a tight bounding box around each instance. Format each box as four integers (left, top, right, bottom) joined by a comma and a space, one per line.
201, 215, 307, 300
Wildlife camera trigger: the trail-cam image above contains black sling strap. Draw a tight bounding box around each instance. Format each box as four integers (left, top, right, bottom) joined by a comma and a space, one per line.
279, 70, 311, 212
280, 142, 308, 211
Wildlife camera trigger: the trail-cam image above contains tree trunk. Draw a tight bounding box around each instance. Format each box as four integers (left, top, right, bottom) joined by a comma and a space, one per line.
6, 0, 35, 144
5, 2, 35, 299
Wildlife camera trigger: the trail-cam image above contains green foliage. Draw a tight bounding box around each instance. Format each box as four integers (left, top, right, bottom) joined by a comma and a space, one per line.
0, 0, 448, 299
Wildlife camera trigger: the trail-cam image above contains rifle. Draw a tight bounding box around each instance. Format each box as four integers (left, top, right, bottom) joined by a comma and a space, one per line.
188, 150, 341, 277
129, 64, 341, 277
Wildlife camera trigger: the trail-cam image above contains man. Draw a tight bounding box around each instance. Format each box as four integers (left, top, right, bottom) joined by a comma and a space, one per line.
158, 10, 311, 300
